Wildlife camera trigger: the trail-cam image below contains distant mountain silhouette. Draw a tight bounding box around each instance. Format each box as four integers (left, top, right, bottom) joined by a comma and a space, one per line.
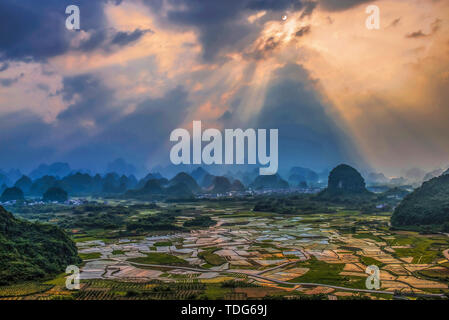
0, 173, 12, 188
29, 175, 59, 196
390, 177, 408, 186
200, 173, 215, 189
0, 171, 147, 197
209, 176, 232, 193
250, 174, 289, 190
326, 164, 368, 194
139, 179, 165, 195
102, 173, 133, 194
378, 187, 410, 201
1, 187, 24, 202
0, 169, 22, 186
125, 172, 199, 200
206, 176, 246, 193
126, 176, 194, 199
404, 167, 426, 183
288, 167, 318, 185
168, 172, 200, 193
6, 169, 22, 185
43, 187, 68, 202
136, 172, 165, 189
367, 172, 390, 185
14, 175, 32, 194
191, 167, 209, 184
106, 158, 137, 176
317, 164, 372, 201
60, 173, 95, 194
29, 162, 71, 179
231, 179, 245, 192
165, 182, 194, 198
240, 168, 260, 186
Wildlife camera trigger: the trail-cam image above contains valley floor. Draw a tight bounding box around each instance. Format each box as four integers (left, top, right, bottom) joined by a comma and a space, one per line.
2, 201, 449, 300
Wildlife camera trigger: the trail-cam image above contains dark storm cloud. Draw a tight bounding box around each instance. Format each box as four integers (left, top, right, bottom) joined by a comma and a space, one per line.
0, 70, 191, 171
77, 31, 109, 52
0, 0, 317, 63
243, 37, 283, 60
0, 0, 146, 62
0, 73, 23, 87
253, 63, 365, 171
0, 112, 54, 170
0, 1, 69, 61
57, 74, 117, 124
36, 83, 50, 92
389, 18, 401, 28
0, 0, 105, 61
56, 84, 191, 170
93, 86, 191, 162
152, 0, 312, 61
0, 62, 9, 72
295, 25, 311, 37
142, 0, 164, 12
246, 0, 305, 11
300, 1, 317, 19
219, 110, 233, 123
406, 31, 428, 39
163, 0, 254, 61
111, 29, 153, 47
406, 20, 441, 39
319, 0, 375, 11
0, 73, 119, 170
76, 28, 151, 53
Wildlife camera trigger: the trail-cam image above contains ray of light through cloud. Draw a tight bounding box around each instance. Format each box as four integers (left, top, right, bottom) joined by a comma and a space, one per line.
0, 0, 447, 177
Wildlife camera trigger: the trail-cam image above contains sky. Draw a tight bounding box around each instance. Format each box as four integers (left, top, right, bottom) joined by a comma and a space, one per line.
0, 0, 448, 177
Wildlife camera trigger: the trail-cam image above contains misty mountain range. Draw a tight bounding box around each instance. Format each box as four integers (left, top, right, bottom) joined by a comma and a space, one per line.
1, 159, 448, 199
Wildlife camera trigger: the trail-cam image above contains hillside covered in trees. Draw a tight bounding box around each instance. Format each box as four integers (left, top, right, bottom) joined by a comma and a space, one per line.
0, 206, 80, 285
391, 174, 449, 232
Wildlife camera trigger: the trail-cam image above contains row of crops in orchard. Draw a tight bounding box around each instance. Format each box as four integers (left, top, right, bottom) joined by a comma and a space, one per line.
72, 279, 206, 300
0, 282, 53, 298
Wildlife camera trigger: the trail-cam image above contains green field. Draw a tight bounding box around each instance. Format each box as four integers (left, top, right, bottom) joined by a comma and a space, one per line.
359, 256, 385, 268
198, 248, 226, 266
79, 252, 102, 260
154, 241, 173, 247
128, 253, 187, 265
289, 257, 365, 289
3, 198, 449, 301
389, 235, 448, 264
